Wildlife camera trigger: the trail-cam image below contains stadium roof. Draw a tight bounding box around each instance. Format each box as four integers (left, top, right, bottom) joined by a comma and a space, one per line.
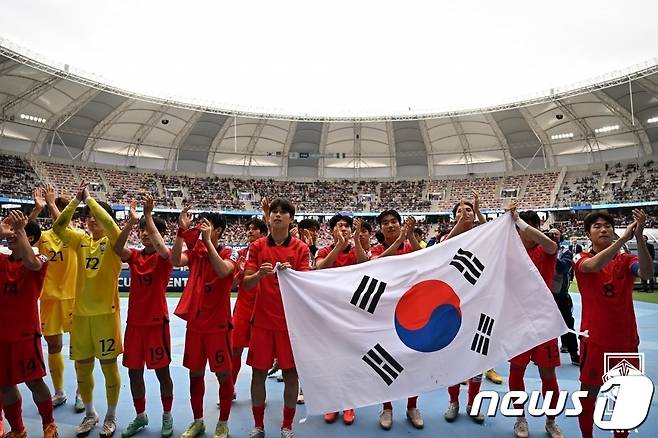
1, 43, 657, 179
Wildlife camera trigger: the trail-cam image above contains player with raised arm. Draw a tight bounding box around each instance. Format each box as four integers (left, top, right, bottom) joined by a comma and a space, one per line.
172, 211, 238, 438
231, 218, 269, 391
370, 210, 424, 430
53, 181, 123, 437
574, 210, 654, 438
113, 195, 175, 438
0, 211, 59, 438
442, 198, 488, 424
317, 214, 368, 425
243, 198, 311, 438
507, 203, 564, 438
29, 185, 82, 410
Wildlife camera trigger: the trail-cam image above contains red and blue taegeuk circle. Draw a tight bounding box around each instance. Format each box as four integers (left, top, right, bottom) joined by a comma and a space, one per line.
394, 279, 462, 353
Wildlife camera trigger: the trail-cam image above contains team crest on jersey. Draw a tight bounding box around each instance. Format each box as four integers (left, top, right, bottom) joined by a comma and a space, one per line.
100, 242, 106, 253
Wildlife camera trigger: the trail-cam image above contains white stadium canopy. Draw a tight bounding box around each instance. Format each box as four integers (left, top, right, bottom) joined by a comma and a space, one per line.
0, 0, 657, 178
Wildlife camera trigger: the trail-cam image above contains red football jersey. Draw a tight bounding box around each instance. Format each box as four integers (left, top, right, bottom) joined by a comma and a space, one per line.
126, 249, 173, 326
574, 251, 639, 348
526, 244, 557, 289
245, 235, 311, 331
0, 254, 48, 342
233, 246, 258, 321
370, 241, 414, 258
185, 244, 238, 333
315, 244, 358, 268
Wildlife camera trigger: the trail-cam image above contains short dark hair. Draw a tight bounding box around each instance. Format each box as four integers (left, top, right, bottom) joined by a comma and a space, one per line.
299, 218, 320, 231
329, 214, 353, 230
54, 196, 69, 212
245, 217, 268, 234
583, 211, 614, 233
83, 201, 115, 222
377, 210, 401, 225
374, 231, 385, 244
269, 198, 295, 217
139, 216, 167, 235
25, 219, 41, 246
198, 212, 226, 233
519, 210, 540, 228
413, 227, 424, 238
360, 221, 372, 233
452, 201, 474, 217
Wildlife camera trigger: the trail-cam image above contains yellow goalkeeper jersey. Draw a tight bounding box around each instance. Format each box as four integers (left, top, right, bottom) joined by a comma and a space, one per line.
53, 198, 122, 316
38, 229, 78, 301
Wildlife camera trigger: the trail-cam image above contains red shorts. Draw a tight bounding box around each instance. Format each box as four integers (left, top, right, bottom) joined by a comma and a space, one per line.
123, 323, 172, 370
232, 316, 251, 349
183, 329, 232, 373
0, 337, 47, 386
579, 341, 639, 386
247, 325, 295, 371
510, 338, 560, 368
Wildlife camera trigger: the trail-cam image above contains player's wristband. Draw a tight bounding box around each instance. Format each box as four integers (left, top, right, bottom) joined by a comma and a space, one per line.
515, 218, 530, 232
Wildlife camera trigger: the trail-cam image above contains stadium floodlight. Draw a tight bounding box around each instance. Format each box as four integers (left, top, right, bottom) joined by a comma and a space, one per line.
594, 125, 619, 134
20, 113, 45, 123
550, 132, 574, 140
648, 117, 658, 123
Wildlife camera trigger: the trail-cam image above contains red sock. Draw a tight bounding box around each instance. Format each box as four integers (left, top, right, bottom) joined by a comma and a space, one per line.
133, 397, 146, 415
282, 406, 296, 429
578, 397, 595, 438
252, 404, 265, 429
190, 376, 205, 420
382, 401, 393, 410
161, 395, 173, 413
36, 398, 54, 426
448, 385, 460, 404
218, 379, 234, 421
540, 374, 559, 419
508, 366, 526, 413
468, 379, 482, 406
4, 399, 25, 432
231, 354, 242, 385
407, 396, 418, 409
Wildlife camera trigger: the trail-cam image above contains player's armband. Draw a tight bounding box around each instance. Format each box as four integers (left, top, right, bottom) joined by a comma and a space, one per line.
631, 262, 640, 277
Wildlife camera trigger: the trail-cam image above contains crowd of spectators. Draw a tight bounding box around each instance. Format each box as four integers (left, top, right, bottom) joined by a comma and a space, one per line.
0, 154, 40, 199
557, 160, 658, 206
2, 154, 658, 215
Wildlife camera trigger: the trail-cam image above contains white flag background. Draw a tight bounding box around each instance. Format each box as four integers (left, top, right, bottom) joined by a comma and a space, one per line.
278, 213, 568, 415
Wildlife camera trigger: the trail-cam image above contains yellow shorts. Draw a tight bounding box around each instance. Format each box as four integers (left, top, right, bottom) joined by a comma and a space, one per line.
70, 313, 123, 361
40, 299, 74, 336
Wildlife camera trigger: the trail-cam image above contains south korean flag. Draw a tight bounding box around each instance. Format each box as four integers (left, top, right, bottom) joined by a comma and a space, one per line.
278, 213, 568, 415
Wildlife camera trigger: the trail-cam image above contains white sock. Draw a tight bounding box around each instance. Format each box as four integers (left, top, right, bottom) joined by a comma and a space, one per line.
106, 405, 117, 419
85, 402, 96, 416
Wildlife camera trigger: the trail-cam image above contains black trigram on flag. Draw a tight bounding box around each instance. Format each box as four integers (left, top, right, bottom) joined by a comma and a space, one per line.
471, 313, 495, 356
362, 344, 404, 385
350, 275, 386, 314
450, 248, 485, 285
